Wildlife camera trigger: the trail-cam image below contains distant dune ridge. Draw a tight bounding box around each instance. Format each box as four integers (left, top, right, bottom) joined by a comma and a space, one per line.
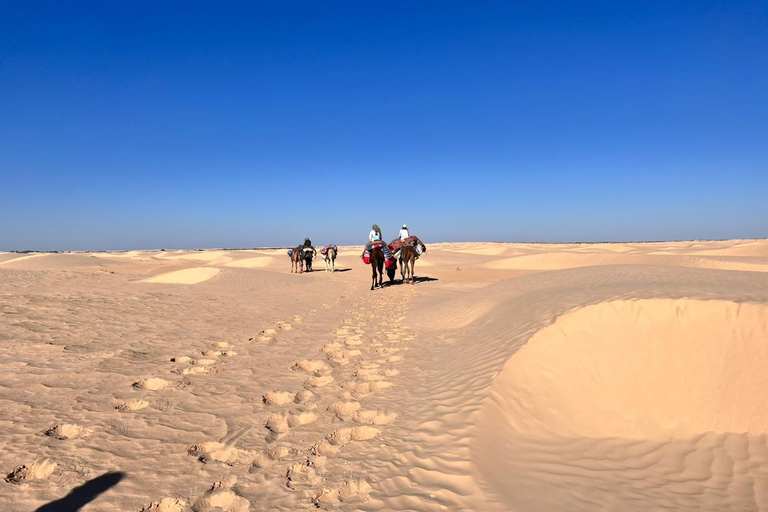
1, 238, 768, 511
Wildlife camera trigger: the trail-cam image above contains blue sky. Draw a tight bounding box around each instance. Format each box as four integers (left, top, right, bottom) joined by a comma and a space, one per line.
1, 1, 766, 250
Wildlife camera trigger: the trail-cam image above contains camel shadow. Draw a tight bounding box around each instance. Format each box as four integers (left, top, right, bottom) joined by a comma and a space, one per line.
409, 276, 439, 284
35, 472, 125, 512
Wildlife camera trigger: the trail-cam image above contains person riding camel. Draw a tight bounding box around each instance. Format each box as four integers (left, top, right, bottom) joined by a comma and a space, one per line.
302, 237, 316, 257
399, 224, 410, 241
363, 224, 393, 260
369, 225, 382, 243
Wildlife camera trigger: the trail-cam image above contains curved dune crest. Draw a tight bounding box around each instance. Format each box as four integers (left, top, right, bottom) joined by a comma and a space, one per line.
484, 252, 768, 272
475, 297, 768, 511
142, 268, 221, 284
224, 257, 274, 268
0, 253, 48, 265
484, 299, 768, 440
154, 250, 230, 262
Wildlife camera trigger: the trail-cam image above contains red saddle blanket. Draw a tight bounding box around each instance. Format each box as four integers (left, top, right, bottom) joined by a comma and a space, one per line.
389, 236, 426, 254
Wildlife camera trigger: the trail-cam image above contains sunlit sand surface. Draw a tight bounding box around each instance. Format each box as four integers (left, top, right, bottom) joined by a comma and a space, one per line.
1, 239, 768, 511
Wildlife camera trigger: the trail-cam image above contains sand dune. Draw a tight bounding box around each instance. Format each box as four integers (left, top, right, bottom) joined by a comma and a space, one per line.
142, 267, 221, 284
223, 256, 274, 268
485, 251, 768, 272
0, 253, 48, 265
2, 240, 768, 511
487, 298, 768, 439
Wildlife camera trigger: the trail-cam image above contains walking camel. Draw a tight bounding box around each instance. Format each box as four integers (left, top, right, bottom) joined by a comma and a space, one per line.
370, 246, 385, 290
303, 247, 315, 272
324, 247, 337, 272
290, 247, 303, 273
401, 245, 417, 284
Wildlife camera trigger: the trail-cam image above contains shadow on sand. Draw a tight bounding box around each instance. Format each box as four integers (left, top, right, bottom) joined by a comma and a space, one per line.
383, 276, 439, 286
35, 472, 125, 512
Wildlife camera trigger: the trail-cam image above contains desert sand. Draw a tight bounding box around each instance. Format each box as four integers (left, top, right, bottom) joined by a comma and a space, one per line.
1, 239, 768, 511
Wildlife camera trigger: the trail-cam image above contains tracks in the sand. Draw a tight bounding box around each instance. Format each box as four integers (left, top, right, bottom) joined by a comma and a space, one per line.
137, 284, 417, 510
8, 278, 417, 510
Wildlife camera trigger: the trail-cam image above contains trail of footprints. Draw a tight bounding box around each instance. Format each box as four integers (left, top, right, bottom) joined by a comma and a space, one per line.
7, 296, 413, 510
253, 295, 413, 509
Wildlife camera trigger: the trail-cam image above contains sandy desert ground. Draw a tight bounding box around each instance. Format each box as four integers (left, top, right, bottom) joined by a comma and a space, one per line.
2, 239, 768, 511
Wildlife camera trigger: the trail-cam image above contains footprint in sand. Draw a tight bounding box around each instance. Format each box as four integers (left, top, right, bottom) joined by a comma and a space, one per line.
116, 399, 149, 411
352, 409, 398, 425
327, 401, 361, 420
311, 426, 381, 455
140, 497, 188, 512
178, 366, 217, 376
192, 478, 250, 512
44, 424, 93, 440
304, 375, 334, 388
5, 460, 57, 483
266, 409, 318, 435
251, 328, 276, 343
201, 348, 236, 357
276, 322, 293, 331
339, 380, 393, 397
292, 315, 303, 322
133, 378, 170, 390
252, 445, 299, 469
192, 358, 217, 365
313, 478, 373, 508
263, 390, 314, 406
292, 359, 332, 374
286, 460, 322, 490
375, 347, 403, 356
169, 356, 192, 363
321, 342, 344, 353
188, 441, 248, 465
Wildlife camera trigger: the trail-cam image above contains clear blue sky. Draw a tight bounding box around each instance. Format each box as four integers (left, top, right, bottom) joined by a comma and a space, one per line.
1, 1, 766, 251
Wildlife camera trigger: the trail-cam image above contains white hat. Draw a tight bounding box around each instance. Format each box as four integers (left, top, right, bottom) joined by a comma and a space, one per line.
402, 224, 407, 228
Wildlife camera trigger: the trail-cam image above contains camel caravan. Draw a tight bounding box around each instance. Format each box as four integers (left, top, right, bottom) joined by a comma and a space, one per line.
286, 225, 427, 290
288, 238, 338, 274
363, 224, 426, 290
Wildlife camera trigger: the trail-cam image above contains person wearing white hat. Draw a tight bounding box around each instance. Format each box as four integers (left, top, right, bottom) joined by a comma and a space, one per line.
399, 224, 410, 241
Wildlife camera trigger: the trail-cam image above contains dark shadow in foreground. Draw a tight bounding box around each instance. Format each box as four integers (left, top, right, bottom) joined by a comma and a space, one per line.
35, 472, 125, 512
382, 275, 439, 285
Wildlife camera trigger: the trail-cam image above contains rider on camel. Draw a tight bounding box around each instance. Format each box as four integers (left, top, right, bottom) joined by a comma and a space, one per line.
399, 224, 410, 241
302, 237, 316, 258
363, 224, 393, 259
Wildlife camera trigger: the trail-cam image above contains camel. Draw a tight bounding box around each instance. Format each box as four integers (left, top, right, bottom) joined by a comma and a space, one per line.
303, 247, 315, 272
370, 246, 385, 290
323, 247, 336, 272
290, 247, 303, 273
401, 245, 417, 284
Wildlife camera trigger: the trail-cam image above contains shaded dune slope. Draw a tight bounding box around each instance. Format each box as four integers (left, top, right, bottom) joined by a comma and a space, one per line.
399, 265, 768, 511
